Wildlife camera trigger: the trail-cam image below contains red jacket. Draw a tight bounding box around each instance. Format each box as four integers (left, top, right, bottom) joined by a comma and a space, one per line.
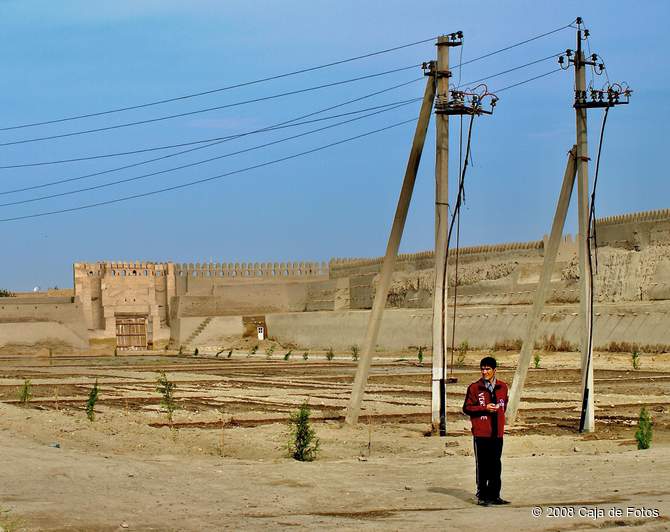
462, 378, 509, 438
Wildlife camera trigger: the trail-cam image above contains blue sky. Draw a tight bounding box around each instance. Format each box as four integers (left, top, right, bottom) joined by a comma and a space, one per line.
0, 0, 667, 290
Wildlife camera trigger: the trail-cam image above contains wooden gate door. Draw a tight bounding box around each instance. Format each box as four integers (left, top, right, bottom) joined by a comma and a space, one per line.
115, 315, 147, 349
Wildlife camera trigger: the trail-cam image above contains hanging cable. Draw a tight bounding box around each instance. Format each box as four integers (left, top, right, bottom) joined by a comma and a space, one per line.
0, 37, 436, 132
0, 78, 423, 196
579, 106, 610, 433
0, 99, 419, 208
0, 117, 418, 223
441, 113, 475, 383
493, 68, 562, 93
0, 64, 420, 148
448, 114, 465, 379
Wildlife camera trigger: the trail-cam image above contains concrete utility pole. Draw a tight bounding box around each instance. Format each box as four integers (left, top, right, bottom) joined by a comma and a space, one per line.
506, 18, 631, 429
574, 22, 595, 433
431, 34, 456, 436
506, 147, 577, 424
345, 72, 436, 425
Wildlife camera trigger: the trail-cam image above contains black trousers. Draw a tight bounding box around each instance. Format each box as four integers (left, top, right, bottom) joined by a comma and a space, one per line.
473, 437, 503, 500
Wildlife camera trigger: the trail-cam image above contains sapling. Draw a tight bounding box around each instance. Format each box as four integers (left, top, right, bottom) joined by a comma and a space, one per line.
156, 371, 177, 424
351, 345, 359, 361
86, 380, 99, 422
193, 347, 199, 356
326, 347, 334, 361
18, 379, 32, 405
456, 340, 468, 367
533, 352, 542, 369
250, 344, 258, 355
631, 350, 641, 370
417, 346, 424, 365
303, 351, 309, 361
266, 345, 275, 358
635, 406, 653, 450
288, 402, 319, 461
283, 350, 292, 361
227, 349, 233, 358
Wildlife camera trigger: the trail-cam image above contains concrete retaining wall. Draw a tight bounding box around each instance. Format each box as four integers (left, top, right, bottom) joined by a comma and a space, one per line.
264, 301, 670, 352
0, 297, 89, 351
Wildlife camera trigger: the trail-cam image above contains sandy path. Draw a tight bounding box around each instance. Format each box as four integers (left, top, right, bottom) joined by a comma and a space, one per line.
1, 424, 669, 531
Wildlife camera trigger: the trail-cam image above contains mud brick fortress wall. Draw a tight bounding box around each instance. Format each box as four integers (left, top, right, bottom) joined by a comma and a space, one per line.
1, 208, 669, 353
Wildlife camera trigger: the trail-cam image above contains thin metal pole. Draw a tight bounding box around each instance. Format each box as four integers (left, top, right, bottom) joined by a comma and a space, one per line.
432, 35, 450, 435
345, 74, 436, 424
506, 146, 577, 424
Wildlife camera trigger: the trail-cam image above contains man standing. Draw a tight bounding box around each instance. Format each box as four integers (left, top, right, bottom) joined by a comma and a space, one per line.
462, 356, 510, 506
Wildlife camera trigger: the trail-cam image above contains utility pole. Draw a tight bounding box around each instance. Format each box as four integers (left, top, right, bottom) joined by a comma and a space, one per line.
506, 17, 631, 429
573, 19, 595, 433
345, 68, 436, 425
431, 33, 460, 436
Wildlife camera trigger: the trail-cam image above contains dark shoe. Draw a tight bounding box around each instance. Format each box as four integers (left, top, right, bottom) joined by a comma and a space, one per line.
490, 497, 510, 505
477, 499, 491, 506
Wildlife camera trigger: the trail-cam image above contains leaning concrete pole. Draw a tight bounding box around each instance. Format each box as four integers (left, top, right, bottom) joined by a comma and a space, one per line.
575, 28, 595, 433
432, 36, 450, 436
506, 146, 577, 424
345, 74, 436, 425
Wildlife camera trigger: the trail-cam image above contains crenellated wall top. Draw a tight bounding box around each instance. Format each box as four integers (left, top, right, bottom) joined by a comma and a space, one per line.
596, 208, 670, 227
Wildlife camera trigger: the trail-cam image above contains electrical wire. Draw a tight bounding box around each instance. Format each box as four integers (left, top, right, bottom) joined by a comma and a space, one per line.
459, 52, 562, 89
492, 68, 562, 93
0, 99, 420, 208
0, 37, 436, 132
453, 20, 575, 69
2, 54, 563, 170
0, 117, 418, 222
0, 88, 423, 169
579, 107, 610, 433
0, 20, 576, 137
0, 64, 420, 148
0, 78, 424, 195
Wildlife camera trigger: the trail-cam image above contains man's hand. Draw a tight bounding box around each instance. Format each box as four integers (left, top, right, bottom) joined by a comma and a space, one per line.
486, 403, 499, 412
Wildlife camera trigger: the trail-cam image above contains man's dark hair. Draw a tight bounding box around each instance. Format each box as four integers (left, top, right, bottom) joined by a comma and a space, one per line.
480, 356, 497, 369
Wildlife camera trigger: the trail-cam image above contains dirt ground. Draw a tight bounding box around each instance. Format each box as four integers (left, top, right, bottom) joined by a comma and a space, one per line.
0, 349, 669, 531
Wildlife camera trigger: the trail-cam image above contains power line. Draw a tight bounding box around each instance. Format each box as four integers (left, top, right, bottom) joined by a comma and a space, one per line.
493, 68, 562, 93
0, 78, 423, 196
458, 52, 562, 89
0, 37, 436, 132
0, 99, 421, 208
0, 80, 423, 169
0, 64, 420, 147
0, 118, 418, 222
453, 20, 575, 69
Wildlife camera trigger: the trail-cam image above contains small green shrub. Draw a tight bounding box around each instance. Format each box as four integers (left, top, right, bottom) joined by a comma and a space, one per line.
0, 506, 24, 531
417, 346, 424, 365
156, 371, 177, 424
631, 350, 641, 370
326, 347, 334, 361
302, 351, 309, 361
227, 349, 233, 358
86, 380, 100, 422
266, 345, 275, 358
283, 350, 292, 361
456, 340, 468, 367
351, 345, 359, 361
250, 344, 258, 355
288, 402, 319, 461
193, 347, 199, 356
635, 406, 653, 450
533, 352, 541, 369
18, 379, 32, 405
0, 288, 15, 297
178, 345, 184, 356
